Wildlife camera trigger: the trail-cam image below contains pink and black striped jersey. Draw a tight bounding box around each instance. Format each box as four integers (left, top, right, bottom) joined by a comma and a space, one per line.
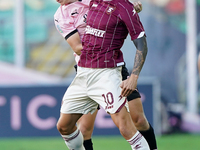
79, 0, 145, 68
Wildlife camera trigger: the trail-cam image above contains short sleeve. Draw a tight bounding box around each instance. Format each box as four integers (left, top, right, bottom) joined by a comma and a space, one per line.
54, 7, 77, 39
118, 1, 145, 40
82, 0, 91, 6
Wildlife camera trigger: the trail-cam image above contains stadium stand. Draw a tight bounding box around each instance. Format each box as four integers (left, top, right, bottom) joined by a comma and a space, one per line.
0, 0, 76, 78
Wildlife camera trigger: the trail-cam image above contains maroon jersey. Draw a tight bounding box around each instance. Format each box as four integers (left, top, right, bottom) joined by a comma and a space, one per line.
78, 0, 145, 68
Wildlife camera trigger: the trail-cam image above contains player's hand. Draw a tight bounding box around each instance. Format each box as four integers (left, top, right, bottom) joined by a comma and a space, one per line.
133, 1, 142, 13
120, 74, 138, 97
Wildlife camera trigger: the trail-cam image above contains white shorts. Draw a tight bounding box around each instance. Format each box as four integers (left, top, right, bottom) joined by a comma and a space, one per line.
61, 66, 128, 114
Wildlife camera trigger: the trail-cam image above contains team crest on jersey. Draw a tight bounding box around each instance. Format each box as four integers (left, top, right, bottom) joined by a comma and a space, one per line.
83, 14, 87, 23
106, 6, 116, 14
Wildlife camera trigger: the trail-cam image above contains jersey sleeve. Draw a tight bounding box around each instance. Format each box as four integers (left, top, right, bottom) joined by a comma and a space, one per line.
82, 0, 91, 6
118, 1, 145, 41
54, 7, 78, 40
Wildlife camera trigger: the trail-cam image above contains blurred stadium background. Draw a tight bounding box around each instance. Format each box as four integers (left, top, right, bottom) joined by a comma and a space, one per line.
0, 0, 200, 149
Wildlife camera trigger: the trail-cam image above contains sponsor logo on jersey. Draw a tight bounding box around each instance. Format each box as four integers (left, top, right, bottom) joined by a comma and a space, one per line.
85, 25, 105, 37
92, 3, 98, 7
56, 25, 63, 33
83, 14, 87, 23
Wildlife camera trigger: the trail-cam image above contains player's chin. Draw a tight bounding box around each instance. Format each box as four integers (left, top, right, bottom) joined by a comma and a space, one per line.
60, 2, 65, 6
56, 0, 61, 3
56, 0, 64, 5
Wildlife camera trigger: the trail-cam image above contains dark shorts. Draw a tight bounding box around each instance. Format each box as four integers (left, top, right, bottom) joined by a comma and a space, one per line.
74, 64, 141, 102
121, 65, 141, 101
74, 64, 78, 72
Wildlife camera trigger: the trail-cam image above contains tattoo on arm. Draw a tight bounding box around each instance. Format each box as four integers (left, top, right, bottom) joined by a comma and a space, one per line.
132, 36, 148, 76
132, 50, 145, 75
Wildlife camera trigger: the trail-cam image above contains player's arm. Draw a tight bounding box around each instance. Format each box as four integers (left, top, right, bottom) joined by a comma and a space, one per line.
119, 1, 146, 97
132, 35, 147, 76
54, 12, 82, 56
120, 36, 147, 97
66, 31, 83, 56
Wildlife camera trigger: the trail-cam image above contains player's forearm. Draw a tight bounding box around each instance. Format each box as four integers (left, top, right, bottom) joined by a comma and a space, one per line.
131, 36, 148, 77
66, 32, 83, 56
73, 44, 83, 56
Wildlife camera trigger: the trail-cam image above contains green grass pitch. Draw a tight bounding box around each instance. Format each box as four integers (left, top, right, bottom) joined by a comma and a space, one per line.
0, 134, 199, 150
